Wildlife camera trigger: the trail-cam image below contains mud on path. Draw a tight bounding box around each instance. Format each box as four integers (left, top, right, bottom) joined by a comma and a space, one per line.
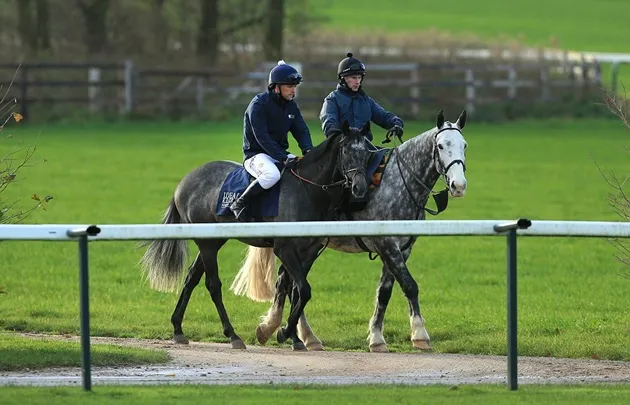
2, 333, 629, 387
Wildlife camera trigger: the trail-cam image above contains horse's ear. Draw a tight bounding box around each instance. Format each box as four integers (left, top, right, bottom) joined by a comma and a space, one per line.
342, 120, 350, 134
456, 110, 467, 129
360, 120, 371, 135
436, 109, 445, 129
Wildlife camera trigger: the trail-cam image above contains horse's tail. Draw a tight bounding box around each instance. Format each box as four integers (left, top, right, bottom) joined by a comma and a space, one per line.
230, 246, 276, 302
138, 197, 189, 293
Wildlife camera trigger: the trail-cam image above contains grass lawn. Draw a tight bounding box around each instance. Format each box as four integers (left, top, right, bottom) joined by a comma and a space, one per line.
1, 118, 629, 361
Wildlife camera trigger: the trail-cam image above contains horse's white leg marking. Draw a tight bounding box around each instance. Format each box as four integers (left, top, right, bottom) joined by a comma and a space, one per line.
297, 314, 324, 351
256, 305, 283, 344
410, 314, 431, 350
368, 271, 394, 352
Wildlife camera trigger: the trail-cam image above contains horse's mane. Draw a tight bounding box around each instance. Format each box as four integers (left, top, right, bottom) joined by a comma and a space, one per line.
298, 131, 343, 166
399, 121, 456, 152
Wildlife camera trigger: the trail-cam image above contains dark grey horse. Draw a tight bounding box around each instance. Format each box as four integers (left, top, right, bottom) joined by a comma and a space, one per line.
139, 122, 373, 351
231, 110, 468, 352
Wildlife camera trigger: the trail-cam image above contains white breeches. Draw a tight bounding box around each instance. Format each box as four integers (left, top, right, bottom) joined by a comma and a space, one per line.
244, 153, 282, 189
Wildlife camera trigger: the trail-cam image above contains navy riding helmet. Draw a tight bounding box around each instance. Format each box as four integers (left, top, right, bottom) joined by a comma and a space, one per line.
268, 60, 303, 88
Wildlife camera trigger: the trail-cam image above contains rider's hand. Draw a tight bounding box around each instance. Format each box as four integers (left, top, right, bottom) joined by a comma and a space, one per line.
389, 125, 403, 139
382, 125, 403, 144
284, 155, 299, 170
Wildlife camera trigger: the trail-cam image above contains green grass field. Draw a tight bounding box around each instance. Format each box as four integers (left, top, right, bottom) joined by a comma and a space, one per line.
311, 0, 630, 92
1, 384, 630, 405
0, 333, 169, 371
313, 0, 630, 53
1, 118, 630, 364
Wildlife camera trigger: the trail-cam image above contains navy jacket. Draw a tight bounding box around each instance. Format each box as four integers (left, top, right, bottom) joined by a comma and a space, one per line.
319, 84, 403, 141
243, 90, 313, 162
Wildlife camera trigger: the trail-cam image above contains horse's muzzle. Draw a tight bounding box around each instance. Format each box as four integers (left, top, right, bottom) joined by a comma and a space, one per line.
449, 178, 467, 197
350, 170, 368, 199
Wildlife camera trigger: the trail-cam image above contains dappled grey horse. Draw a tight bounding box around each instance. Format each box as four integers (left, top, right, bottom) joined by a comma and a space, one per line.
231, 110, 468, 352
139, 122, 372, 350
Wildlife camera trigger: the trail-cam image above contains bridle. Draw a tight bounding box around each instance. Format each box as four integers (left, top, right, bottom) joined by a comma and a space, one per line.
289, 135, 367, 191
394, 126, 466, 216
432, 126, 467, 178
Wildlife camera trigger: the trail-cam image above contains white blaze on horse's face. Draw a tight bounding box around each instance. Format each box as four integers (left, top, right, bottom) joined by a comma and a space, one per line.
435, 123, 467, 198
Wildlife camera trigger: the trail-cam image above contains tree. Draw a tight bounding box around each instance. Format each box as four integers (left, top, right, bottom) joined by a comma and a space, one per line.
1, 68, 53, 295
599, 85, 630, 275
196, 0, 219, 65
1, 69, 52, 225
76, 0, 110, 55
264, 0, 283, 61
16, 0, 51, 53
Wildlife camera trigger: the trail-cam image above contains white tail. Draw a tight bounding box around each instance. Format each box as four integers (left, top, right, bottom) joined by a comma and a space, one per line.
230, 246, 277, 302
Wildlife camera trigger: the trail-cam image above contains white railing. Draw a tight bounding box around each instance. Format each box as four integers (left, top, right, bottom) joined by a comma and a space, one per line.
2, 218, 630, 392
2, 219, 629, 241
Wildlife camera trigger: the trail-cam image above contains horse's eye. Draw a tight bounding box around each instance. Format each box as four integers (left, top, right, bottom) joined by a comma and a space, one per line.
438, 144, 444, 150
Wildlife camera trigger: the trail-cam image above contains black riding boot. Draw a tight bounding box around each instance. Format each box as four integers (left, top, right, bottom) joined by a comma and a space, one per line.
230, 179, 266, 221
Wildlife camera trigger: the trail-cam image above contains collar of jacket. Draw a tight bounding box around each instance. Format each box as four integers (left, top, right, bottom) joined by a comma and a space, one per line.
336, 83, 366, 97
268, 89, 291, 106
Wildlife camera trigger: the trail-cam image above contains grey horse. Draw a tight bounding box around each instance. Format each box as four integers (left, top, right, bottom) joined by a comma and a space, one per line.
231, 110, 468, 352
139, 122, 373, 351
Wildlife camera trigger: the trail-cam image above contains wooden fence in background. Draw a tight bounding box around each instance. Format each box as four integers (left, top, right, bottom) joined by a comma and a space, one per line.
0, 58, 602, 122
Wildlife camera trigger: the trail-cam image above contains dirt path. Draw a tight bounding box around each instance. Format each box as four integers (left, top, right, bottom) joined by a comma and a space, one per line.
2, 334, 629, 387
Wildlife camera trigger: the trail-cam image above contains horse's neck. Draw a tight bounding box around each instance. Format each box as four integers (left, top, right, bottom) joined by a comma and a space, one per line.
392, 132, 440, 202
299, 143, 341, 184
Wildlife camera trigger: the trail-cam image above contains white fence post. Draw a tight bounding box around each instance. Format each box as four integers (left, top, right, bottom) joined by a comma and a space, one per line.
87, 67, 101, 113
122, 60, 137, 115
410, 64, 420, 118
507, 66, 517, 99
465, 68, 476, 115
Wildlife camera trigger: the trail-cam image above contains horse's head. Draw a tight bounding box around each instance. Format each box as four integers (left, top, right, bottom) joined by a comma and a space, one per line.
339, 120, 371, 198
433, 110, 468, 197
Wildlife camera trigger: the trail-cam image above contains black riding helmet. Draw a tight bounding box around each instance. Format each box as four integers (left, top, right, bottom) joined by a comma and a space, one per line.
337, 52, 366, 87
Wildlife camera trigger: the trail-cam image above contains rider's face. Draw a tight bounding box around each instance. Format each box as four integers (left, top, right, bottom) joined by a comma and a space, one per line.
276, 84, 297, 100
344, 75, 363, 91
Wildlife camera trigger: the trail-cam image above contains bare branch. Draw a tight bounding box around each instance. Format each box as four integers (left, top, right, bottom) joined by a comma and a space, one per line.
0, 64, 20, 106
598, 83, 630, 276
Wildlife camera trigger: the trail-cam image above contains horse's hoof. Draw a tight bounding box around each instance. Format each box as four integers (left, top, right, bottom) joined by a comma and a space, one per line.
231, 339, 247, 350
173, 334, 189, 344
256, 325, 270, 345
369, 343, 389, 353
306, 342, 325, 351
277, 328, 288, 344
412, 339, 431, 350
292, 341, 307, 351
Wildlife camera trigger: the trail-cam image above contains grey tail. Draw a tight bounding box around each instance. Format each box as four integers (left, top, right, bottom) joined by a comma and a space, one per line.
138, 197, 189, 293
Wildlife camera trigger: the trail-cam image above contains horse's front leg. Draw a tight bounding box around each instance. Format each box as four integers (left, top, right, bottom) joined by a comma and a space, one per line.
374, 238, 431, 351
368, 265, 396, 352
256, 265, 324, 351
255, 265, 289, 345
273, 239, 322, 351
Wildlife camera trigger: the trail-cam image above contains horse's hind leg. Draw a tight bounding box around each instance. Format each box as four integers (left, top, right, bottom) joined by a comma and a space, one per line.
368, 266, 396, 353
171, 253, 205, 344
197, 239, 246, 350
298, 312, 324, 351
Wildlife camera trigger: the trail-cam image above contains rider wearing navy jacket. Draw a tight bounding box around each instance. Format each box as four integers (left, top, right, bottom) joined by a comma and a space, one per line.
230, 60, 314, 220
319, 53, 404, 143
